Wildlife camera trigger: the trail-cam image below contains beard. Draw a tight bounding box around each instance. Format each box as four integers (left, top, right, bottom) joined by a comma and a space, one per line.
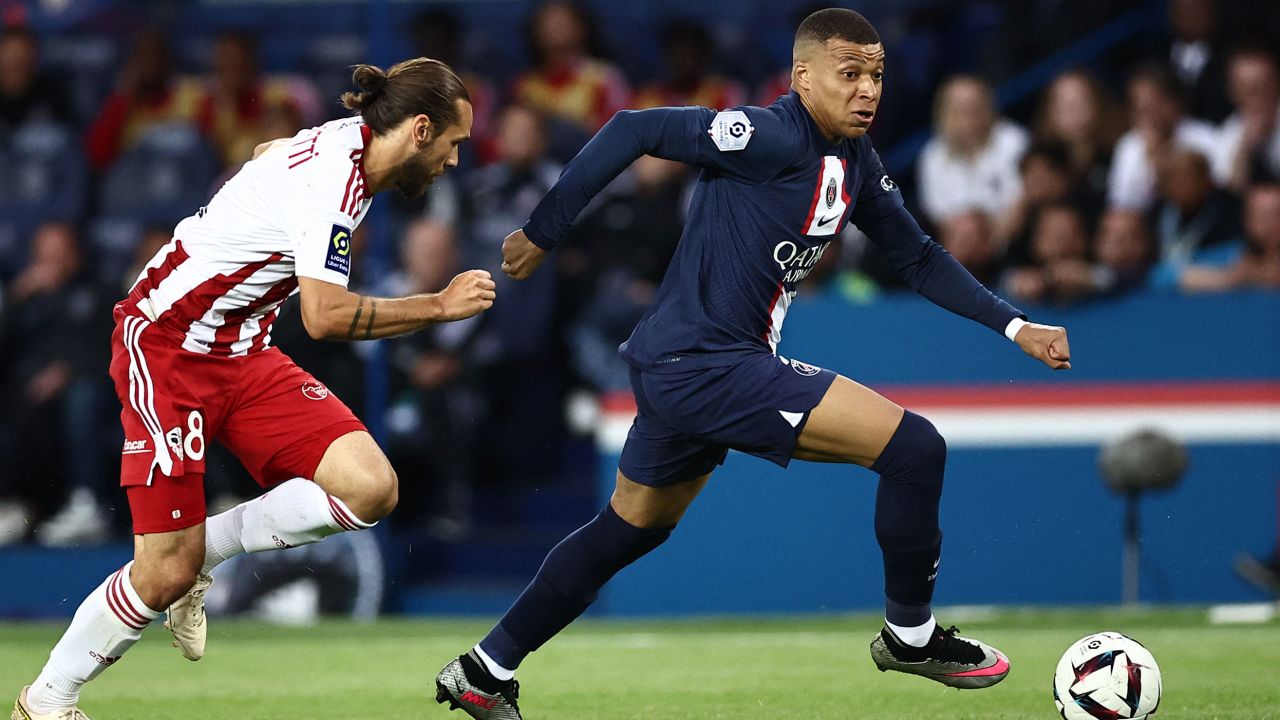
392, 153, 436, 199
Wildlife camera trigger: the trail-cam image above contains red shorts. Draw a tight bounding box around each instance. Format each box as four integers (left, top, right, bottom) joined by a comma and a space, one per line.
110, 309, 367, 534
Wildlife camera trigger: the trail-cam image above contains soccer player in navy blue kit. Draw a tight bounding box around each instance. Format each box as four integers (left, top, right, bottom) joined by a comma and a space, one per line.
436, 9, 1070, 718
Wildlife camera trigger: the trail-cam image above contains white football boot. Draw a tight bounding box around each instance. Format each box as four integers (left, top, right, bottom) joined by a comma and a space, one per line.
165, 572, 213, 661
12, 686, 91, 720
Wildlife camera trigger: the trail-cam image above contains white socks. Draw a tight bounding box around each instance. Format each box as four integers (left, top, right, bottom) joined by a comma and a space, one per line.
26, 481, 376, 712
202, 478, 375, 575
887, 615, 937, 647
27, 562, 162, 712
473, 645, 516, 681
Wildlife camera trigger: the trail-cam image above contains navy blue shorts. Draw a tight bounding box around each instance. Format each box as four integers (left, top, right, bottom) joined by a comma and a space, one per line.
619, 353, 838, 487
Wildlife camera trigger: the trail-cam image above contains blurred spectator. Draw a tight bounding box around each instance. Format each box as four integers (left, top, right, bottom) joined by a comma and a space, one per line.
467, 104, 562, 272
997, 141, 1083, 265
1094, 209, 1157, 295
464, 103, 567, 521
562, 155, 687, 391
464, 103, 561, 366
1033, 70, 1123, 210
938, 210, 1001, 288
918, 75, 1029, 226
512, 0, 629, 159
1179, 183, 1280, 291
1004, 204, 1101, 305
121, 225, 178, 289
1212, 46, 1280, 191
195, 32, 320, 168
1163, 0, 1232, 123
412, 8, 497, 165
1152, 150, 1242, 269
0, 223, 112, 545
0, 25, 72, 134
632, 20, 745, 111
84, 29, 202, 171
383, 220, 480, 535
1108, 63, 1219, 211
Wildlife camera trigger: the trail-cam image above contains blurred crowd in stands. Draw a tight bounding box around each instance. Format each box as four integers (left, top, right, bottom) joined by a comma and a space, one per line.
0, 0, 1276, 551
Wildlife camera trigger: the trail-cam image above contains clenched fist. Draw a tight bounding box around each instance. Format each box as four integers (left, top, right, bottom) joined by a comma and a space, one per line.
436, 269, 496, 321
1014, 322, 1071, 370
500, 229, 548, 279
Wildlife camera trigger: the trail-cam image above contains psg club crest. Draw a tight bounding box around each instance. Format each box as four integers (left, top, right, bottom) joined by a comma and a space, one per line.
825, 178, 837, 208
302, 382, 330, 401
790, 359, 821, 377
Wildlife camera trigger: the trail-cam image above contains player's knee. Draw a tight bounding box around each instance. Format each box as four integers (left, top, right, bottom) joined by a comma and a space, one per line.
908, 414, 947, 470
876, 411, 947, 482
134, 552, 203, 608
348, 459, 398, 522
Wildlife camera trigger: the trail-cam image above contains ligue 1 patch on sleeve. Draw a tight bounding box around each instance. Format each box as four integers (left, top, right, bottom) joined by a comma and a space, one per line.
325, 225, 352, 276
708, 110, 753, 151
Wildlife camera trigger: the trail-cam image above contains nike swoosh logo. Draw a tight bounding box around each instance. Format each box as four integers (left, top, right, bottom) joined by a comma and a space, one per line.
817, 214, 839, 227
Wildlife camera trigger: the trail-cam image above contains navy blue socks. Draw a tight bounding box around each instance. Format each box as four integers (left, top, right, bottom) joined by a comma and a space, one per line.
479, 503, 673, 670
871, 410, 946, 628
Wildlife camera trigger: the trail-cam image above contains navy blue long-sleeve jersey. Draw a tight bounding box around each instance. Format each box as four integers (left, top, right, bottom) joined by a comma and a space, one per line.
524, 92, 1024, 372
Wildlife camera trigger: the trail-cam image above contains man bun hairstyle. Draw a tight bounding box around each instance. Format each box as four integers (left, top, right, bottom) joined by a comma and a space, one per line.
795, 8, 881, 48
340, 58, 470, 136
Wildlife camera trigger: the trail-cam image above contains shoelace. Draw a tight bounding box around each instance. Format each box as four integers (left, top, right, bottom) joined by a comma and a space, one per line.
932, 626, 985, 664
188, 577, 210, 620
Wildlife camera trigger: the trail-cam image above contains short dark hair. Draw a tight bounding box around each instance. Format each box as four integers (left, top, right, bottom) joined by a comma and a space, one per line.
341, 58, 471, 136
795, 8, 881, 48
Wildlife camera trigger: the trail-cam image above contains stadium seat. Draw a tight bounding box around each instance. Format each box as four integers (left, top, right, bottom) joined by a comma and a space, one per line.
97, 122, 219, 225
0, 120, 87, 223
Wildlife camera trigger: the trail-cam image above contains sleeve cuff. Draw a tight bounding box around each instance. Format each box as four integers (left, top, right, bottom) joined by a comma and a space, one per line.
1004, 316, 1028, 342
522, 223, 557, 251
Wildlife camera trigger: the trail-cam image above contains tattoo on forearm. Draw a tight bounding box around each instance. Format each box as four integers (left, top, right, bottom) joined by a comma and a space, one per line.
346, 296, 366, 340
363, 300, 377, 340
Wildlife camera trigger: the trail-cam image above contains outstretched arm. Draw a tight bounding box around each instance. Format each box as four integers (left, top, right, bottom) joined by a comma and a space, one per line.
516, 106, 799, 265
852, 140, 1070, 370
296, 271, 495, 341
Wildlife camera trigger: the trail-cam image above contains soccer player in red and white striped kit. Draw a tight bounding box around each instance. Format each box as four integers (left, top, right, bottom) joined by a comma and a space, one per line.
13, 59, 491, 720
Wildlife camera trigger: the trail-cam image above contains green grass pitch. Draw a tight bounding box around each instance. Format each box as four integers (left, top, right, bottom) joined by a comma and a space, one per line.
2, 607, 1277, 719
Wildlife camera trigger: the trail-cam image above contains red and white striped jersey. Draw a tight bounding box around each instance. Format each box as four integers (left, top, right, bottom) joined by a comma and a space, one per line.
125, 116, 374, 357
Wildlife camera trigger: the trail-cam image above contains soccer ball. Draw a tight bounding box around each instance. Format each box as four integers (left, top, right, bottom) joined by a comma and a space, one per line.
1053, 632, 1161, 720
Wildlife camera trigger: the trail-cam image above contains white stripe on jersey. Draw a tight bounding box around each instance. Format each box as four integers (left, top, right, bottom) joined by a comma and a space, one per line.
131, 117, 373, 355
766, 290, 794, 353
180, 262, 293, 355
